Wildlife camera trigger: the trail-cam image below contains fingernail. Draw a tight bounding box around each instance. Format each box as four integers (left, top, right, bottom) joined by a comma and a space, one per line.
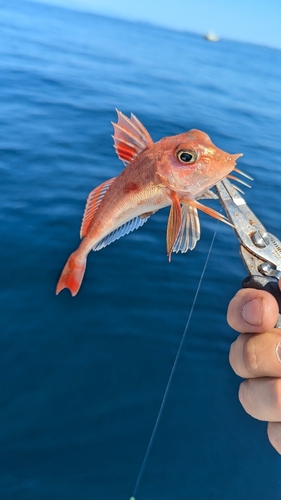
242, 297, 263, 326
276, 342, 281, 364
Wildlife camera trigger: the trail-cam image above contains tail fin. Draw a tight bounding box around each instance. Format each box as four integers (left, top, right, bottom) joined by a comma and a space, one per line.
56, 251, 86, 296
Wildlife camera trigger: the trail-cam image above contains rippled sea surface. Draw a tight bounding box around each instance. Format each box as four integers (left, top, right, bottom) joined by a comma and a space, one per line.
1, 1, 281, 498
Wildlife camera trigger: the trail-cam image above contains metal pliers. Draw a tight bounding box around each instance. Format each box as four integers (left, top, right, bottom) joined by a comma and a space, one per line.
215, 178, 281, 328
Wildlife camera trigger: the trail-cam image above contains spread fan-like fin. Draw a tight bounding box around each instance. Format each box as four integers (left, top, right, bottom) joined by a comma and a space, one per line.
112, 110, 154, 165
166, 192, 182, 261
173, 204, 200, 253
80, 177, 116, 238
92, 215, 150, 251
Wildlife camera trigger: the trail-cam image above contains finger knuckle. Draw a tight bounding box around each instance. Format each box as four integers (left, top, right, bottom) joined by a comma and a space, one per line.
270, 379, 281, 415
243, 336, 259, 375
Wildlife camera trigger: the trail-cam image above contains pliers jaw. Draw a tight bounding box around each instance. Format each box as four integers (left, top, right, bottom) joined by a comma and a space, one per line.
214, 178, 281, 279
214, 177, 281, 327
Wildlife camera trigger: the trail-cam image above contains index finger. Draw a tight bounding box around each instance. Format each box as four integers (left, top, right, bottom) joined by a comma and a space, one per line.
229, 330, 281, 378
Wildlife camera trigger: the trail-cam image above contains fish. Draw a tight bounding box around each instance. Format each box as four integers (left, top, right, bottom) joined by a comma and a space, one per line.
56, 110, 242, 296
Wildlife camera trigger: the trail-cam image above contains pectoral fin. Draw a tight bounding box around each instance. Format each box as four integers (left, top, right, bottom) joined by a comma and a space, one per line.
172, 204, 200, 253
167, 193, 182, 261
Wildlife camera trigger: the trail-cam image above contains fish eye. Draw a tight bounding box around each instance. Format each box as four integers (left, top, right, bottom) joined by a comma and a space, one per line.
177, 150, 197, 164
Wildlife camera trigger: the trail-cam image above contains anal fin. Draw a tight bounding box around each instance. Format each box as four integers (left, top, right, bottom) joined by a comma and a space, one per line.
92, 214, 151, 251
140, 210, 157, 219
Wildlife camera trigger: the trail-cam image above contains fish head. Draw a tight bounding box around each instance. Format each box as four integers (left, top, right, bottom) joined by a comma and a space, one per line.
155, 129, 242, 196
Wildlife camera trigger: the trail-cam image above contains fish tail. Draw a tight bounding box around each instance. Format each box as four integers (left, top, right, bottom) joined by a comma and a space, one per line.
56, 250, 86, 297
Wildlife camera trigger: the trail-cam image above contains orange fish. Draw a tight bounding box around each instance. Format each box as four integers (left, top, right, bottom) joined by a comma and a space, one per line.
56, 110, 242, 296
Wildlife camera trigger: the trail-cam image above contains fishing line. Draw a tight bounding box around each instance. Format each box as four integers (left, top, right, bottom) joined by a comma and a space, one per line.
129, 220, 220, 500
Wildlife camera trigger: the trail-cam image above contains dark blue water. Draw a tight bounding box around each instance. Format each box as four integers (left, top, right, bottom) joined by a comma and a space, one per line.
1, 1, 281, 498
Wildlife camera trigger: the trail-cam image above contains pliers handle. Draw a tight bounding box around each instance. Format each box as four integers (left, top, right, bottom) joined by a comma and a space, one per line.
215, 178, 281, 328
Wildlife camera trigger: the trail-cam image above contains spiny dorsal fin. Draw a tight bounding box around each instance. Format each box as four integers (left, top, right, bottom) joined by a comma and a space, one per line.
112, 110, 154, 165
80, 177, 116, 238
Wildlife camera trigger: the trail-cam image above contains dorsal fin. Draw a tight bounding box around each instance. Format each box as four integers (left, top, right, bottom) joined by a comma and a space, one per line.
112, 110, 154, 165
80, 177, 116, 238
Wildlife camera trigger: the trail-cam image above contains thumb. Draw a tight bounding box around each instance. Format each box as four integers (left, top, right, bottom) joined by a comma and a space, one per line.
227, 288, 279, 334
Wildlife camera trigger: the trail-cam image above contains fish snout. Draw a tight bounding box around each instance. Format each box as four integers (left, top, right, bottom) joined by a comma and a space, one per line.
231, 153, 243, 162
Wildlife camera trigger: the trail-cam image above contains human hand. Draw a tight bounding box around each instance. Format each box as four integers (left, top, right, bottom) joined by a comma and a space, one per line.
227, 279, 281, 454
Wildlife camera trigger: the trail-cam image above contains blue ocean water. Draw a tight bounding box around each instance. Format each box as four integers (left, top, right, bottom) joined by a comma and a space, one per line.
1, 0, 281, 498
